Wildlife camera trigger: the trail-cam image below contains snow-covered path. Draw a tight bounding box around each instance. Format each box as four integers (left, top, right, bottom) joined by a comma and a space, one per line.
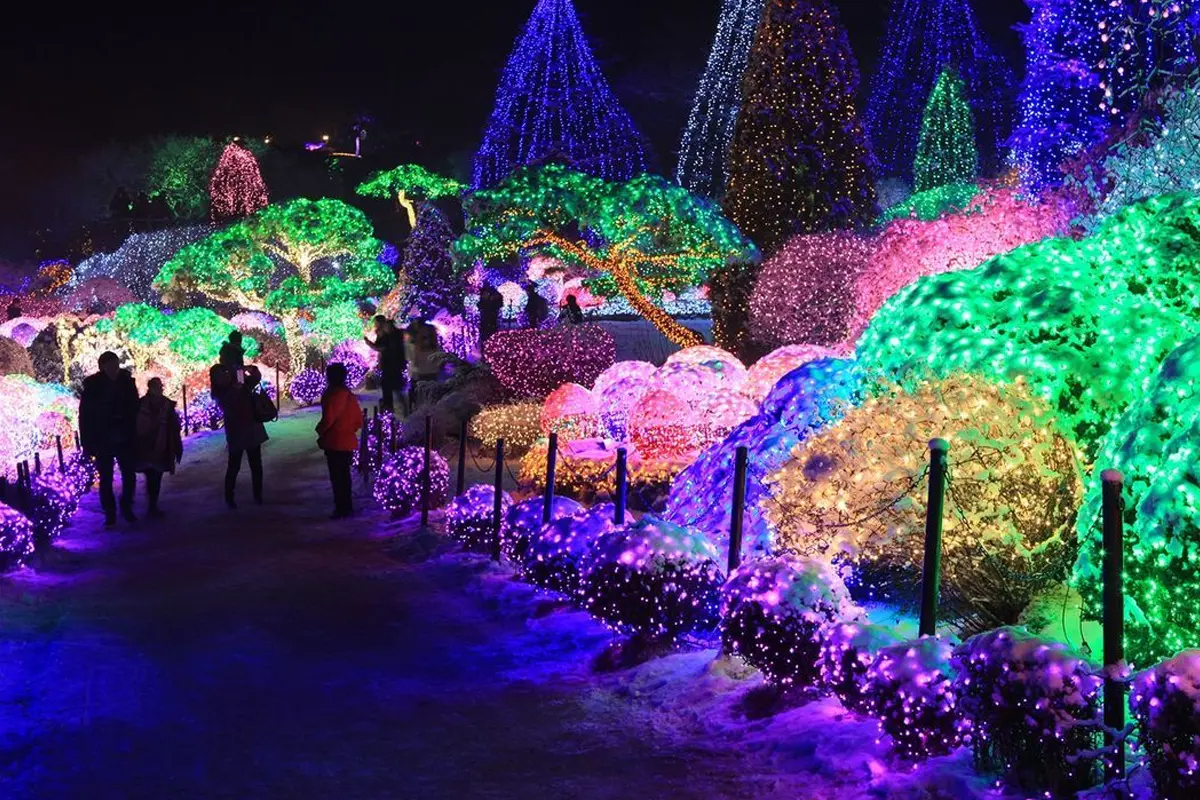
0, 407, 996, 799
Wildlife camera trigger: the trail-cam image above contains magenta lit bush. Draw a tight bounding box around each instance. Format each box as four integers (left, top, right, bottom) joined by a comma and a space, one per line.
372, 446, 449, 518
579, 515, 723, 640
951, 628, 1101, 796
288, 368, 326, 406
1131, 651, 1200, 798
501, 496, 583, 564
719, 555, 862, 687
863, 637, 961, 760
0, 502, 35, 572
446, 485, 512, 554
484, 324, 616, 399
818, 621, 900, 713
27, 472, 78, 549
523, 502, 616, 598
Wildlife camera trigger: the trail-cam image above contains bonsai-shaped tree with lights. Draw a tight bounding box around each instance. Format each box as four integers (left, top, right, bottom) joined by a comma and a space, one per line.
913, 68, 978, 193
456, 164, 756, 347
155, 199, 391, 371
356, 164, 465, 230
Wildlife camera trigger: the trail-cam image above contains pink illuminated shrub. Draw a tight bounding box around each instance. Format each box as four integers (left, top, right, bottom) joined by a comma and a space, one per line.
749, 232, 875, 351
849, 188, 1071, 339
540, 383, 602, 441
719, 555, 862, 687
628, 389, 696, 460
484, 324, 616, 399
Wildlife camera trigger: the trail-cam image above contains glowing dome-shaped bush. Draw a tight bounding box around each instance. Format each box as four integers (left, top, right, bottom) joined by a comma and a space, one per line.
288, 368, 326, 406
484, 325, 616, 398
373, 447, 449, 518
540, 383, 602, 441
663, 345, 743, 372
740, 345, 838, 403
0, 502, 35, 572
628, 389, 697, 461
501, 496, 584, 564
656, 359, 745, 400
766, 375, 1083, 630
720, 555, 862, 687
1074, 334, 1200, 667
523, 503, 616, 597
819, 621, 901, 713
595, 374, 654, 441
446, 485, 512, 554
591, 360, 657, 398
863, 637, 961, 760
27, 472, 79, 548
580, 516, 723, 639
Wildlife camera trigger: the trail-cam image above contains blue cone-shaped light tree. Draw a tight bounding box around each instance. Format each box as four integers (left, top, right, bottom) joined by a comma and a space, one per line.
676, 0, 767, 200
471, 0, 647, 190
865, 0, 1013, 181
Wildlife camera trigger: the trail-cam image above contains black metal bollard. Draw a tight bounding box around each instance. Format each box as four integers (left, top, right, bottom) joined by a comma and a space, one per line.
15, 463, 28, 508
358, 417, 369, 479
0, 474, 7, 503
421, 414, 433, 527
56, 436, 65, 470
74, 431, 81, 450
183, 385, 190, 436
491, 439, 505, 562
456, 417, 469, 496
614, 447, 628, 524
374, 412, 384, 471
728, 446, 749, 575
542, 433, 558, 524
1101, 468, 1126, 780
33, 452, 42, 476
274, 367, 280, 415
918, 439, 950, 638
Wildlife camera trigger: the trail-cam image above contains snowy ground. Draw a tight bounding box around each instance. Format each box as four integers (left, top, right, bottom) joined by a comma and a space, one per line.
1, 403, 1021, 799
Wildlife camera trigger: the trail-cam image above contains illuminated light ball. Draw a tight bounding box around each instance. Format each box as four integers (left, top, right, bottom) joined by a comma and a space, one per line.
628, 389, 698, 461
818, 621, 900, 713
329, 343, 371, 389
595, 375, 653, 442
863, 637, 961, 760
950, 628, 1103, 796
501, 496, 584, 564
0, 336, 35, 377
523, 503, 617, 598
288, 368, 326, 406
740, 345, 838, 403
446, 485, 512, 554
540, 383, 602, 441
579, 515, 724, 639
765, 375, 1083, 630
0, 318, 46, 347
663, 345, 743, 371
692, 392, 758, 452
748, 231, 875, 352
372, 446, 449, 518
496, 281, 528, 321
590, 360, 657, 398
27, 472, 79, 549
184, 390, 224, 431
1131, 650, 1200, 799
719, 555, 862, 687
0, 502, 35, 571
484, 325, 616, 399
469, 402, 543, 452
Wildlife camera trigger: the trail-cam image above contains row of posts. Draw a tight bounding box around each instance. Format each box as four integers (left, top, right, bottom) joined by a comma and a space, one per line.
0, 434, 73, 511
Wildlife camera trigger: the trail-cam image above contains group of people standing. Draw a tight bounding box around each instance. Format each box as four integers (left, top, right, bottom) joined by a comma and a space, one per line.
364, 315, 440, 413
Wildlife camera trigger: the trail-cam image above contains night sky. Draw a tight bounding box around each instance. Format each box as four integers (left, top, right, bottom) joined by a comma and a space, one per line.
0, 0, 1029, 257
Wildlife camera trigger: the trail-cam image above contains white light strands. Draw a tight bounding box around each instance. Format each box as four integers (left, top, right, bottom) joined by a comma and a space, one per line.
676, 0, 767, 199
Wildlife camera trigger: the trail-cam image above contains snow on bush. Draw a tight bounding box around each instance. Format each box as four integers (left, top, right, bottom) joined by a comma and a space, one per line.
372, 447, 449, 518
26, 472, 79, 549
523, 503, 616, 598
863, 637, 960, 760
952, 627, 1102, 796
1131, 650, 1200, 799
719, 554, 862, 687
580, 515, 724, 640
0, 502, 35, 572
446, 485, 511, 554
819, 621, 900, 713
501, 496, 583, 565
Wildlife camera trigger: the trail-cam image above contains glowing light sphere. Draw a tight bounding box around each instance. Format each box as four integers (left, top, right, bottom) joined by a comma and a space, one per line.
501, 495, 583, 564
740, 345, 837, 403
539, 382, 601, 441
0, 502, 35, 572
662, 345, 743, 372
818, 621, 900, 713
591, 360, 657, 440
864, 637, 961, 760
720, 555, 862, 687
483, 325, 616, 399
446, 485, 512, 554
628, 389, 698, 461
579, 515, 724, 639
523, 502, 616, 597
1131, 650, 1200, 799
656, 361, 742, 406
590, 360, 657, 399
951, 628, 1102, 796
469, 402, 543, 452
288, 368, 326, 407
372, 446, 449, 518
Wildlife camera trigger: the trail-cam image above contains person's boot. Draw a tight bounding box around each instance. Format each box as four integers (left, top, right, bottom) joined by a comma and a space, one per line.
226, 492, 237, 510
120, 504, 137, 524
104, 514, 117, 528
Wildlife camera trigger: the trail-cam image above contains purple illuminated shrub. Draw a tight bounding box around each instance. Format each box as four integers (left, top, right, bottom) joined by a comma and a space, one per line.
183, 389, 224, 431
484, 325, 616, 399
372, 446, 449, 518
353, 411, 402, 474
0, 502, 35, 571
579, 516, 724, 640
27, 472, 78, 549
446, 485, 512, 554
501, 496, 583, 564
719, 555, 862, 687
862, 637, 961, 760
1131, 651, 1200, 799
523, 503, 616, 598
329, 343, 370, 389
54, 452, 97, 497
818, 621, 900, 713
288, 368, 326, 406
951, 628, 1101, 796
